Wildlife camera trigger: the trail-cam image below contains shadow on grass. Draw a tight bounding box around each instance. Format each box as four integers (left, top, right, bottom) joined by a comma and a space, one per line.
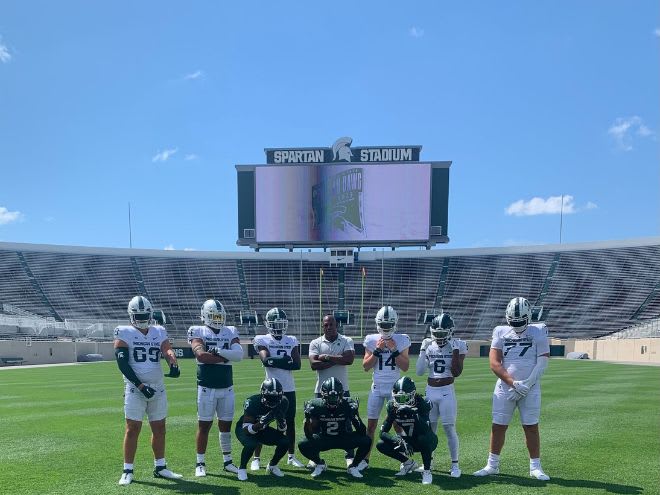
437, 473, 644, 494
133, 478, 240, 494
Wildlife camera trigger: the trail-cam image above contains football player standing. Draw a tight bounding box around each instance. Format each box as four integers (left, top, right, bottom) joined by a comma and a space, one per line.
473, 297, 551, 481
249, 308, 305, 470
361, 305, 411, 471
188, 299, 243, 477
308, 314, 357, 466
416, 313, 467, 477
235, 378, 290, 481
298, 377, 371, 479
114, 296, 182, 485
376, 376, 438, 485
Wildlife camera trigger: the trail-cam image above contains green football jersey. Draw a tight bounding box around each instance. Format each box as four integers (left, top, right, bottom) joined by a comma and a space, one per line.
382, 394, 433, 438
304, 397, 360, 437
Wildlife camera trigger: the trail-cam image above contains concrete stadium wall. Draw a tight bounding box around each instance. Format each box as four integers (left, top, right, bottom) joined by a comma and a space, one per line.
2, 338, 658, 366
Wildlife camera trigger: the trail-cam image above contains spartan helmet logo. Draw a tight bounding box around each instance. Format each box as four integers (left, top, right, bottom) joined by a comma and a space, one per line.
332, 137, 353, 162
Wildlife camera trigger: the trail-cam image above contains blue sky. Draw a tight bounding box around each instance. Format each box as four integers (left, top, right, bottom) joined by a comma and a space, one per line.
0, 1, 658, 252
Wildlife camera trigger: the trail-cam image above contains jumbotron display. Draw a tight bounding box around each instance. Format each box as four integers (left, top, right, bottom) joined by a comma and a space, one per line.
236, 138, 450, 249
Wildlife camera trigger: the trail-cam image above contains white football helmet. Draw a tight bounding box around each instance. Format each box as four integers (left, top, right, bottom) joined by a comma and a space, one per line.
505, 297, 532, 333
264, 307, 288, 338
375, 305, 398, 338
201, 299, 226, 329
430, 313, 454, 346
128, 296, 153, 330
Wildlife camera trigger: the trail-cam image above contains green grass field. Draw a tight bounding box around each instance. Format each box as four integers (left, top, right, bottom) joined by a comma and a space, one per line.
0, 357, 658, 495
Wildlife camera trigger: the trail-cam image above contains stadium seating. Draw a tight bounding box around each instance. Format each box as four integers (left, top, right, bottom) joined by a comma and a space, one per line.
0, 239, 658, 341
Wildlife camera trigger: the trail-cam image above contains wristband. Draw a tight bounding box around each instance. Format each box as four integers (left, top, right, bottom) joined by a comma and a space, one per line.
390, 350, 400, 359
372, 348, 383, 357
246, 423, 257, 434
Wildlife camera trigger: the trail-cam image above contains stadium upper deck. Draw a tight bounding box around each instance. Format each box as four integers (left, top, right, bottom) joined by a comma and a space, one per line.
0, 238, 658, 341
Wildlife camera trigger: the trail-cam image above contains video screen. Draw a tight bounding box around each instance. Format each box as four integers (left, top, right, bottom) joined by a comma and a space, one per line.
255, 163, 431, 243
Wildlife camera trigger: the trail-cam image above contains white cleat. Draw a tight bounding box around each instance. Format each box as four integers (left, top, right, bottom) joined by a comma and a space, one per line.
422, 470, 433, 485
250, 458, 261, 471
473, 465, 499, 476
347, 466, 363, 478
195, 463, 206, 477
223, 462, 239, 474
118, 470, 133, 485
311, 462, 327, 478
287, 456, 305, 468
395, 459, 418, 476
267, 464, 285, 477
306, 460, 317, 470
237, 468, 248, 481
450, 465, 462, 478
530, 468, 550, 481
345, 457, 354, 468
356, 459, 369, 471
153, 467, 183, 479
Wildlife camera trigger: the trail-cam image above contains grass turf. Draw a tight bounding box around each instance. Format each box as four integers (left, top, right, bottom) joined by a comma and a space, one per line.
0, 357, 658, 494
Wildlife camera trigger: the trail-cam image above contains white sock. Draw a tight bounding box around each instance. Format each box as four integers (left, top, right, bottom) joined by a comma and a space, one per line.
443, 424, 459, 463
220, 431, 232, 455
487, 452, 500, 468
530, 458, 541, 470
154, 458, 166, 467
196, 453, 205, 464
123, 463, 133, 471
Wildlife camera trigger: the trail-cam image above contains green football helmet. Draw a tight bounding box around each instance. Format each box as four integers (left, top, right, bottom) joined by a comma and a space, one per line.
430, 313, 455, 346
260, 377, 283, 408
264, 307, 288, 339
392, 376, 416, 407
320, 377, 344, 409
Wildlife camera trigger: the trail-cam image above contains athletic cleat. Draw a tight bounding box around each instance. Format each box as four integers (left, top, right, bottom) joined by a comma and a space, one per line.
153, 466, 183, 479
345, 457, 354, 468
287, 456, 305, 468
306, 460, 317, 469
530, 468, 550, 481
195, 462, 206, 477
223, 461, 239, 474
422, 470, 433, 485
356, 459, 369, 471
118, 469, 133, 485
395, 459, 418, 476
267, 464, 285, 477
450, 465, 462, 478
473, 465, 499, 476
250, 458, 261, 471
347, 466, 363, 478
311, 462, 327, 478
237, 468, 248, 481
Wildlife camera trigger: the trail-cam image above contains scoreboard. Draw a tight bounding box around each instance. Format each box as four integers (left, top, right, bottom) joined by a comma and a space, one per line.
236, 138, 450, 249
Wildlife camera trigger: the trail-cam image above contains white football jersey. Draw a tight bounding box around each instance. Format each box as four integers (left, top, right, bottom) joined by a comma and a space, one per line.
114, 325, 168, 385
187, 325, 240, 366
423, 339, 468, 379
253, 333, 299, 392
364, 333, 411, 385
491, 323, 550, 381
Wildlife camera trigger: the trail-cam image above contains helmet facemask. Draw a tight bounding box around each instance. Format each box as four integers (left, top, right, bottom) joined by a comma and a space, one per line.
266, 319, 288, 339
506, 297, 532, 334
393, 389, 416, 408
431, 327, 453, 346
201, 300, 226, 330
128, 296, 153, 330
323, 389, 342, 410
260, 378, 283, 408
375, 306, 398, 339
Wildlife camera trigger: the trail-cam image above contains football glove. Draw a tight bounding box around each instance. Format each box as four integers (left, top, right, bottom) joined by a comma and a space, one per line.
506, 388, 523, 401
140, 385, 156, 399
311, 433, 322, 441
165, 363, 180, 378
259, 410, 276, 427
276, 418, 287, 432
450, 339, 460, 351
512, 380, 530, 397
393, 437, 413, 457
420, 338, 432, 352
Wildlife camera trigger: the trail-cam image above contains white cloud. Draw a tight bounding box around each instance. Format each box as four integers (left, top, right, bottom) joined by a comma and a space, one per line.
184, 153, 199, 161
586, 201, 598, 210
409, 26, 425, 38
608, 116, 654, 150
164, 244, 175, 250
654, 28, 660, 37
0, 38, 11, 63
506, 195, 576, 216
0, 206, 22, 225
184, 70, 204, 80
152, 147, 178, 162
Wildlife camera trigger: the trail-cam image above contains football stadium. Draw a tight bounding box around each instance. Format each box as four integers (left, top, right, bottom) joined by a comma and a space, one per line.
1, 141, 659, 495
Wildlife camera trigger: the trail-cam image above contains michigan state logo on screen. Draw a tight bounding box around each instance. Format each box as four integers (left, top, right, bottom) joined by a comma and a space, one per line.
312, 168, 364, 234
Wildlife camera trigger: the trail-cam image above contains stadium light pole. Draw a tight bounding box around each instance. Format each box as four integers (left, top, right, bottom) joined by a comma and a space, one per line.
319, 267, 323, 335
559, 194, 564, 244
128, 202, 133, 248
